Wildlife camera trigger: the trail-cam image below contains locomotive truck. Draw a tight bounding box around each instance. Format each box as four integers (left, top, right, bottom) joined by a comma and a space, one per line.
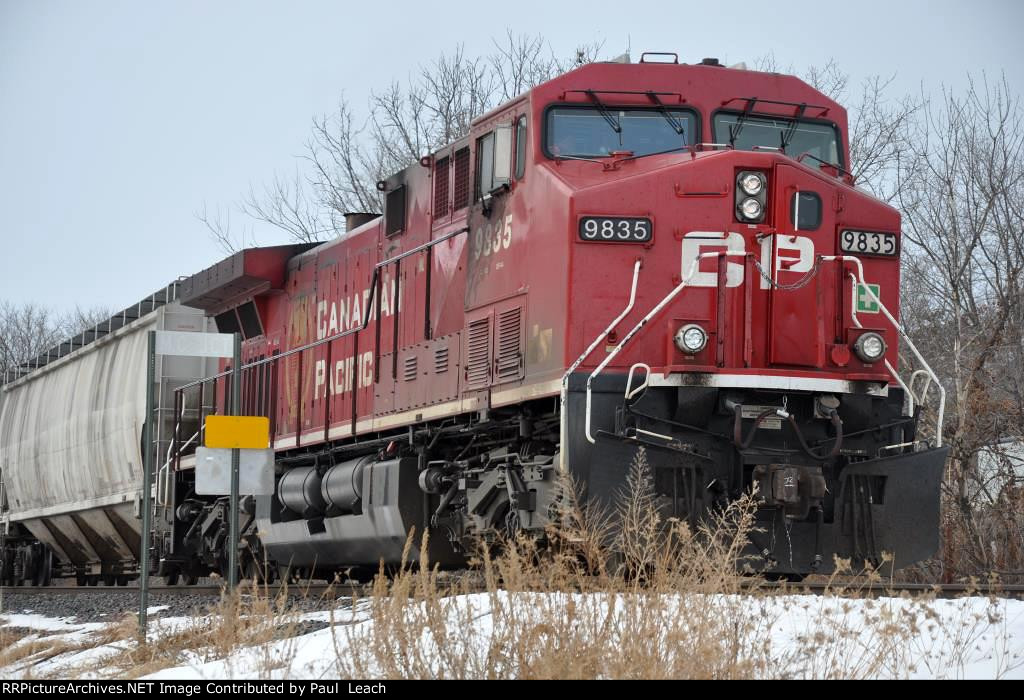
0, 54, 948, 585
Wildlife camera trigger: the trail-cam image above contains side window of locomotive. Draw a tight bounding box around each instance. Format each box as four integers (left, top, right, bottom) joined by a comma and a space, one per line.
385, 185, 406, 236
475, 126, 512, 199
791, 191, 822, 231
545, 107, 696, 158
514, 116, 527, 180
713, 113, 842, 167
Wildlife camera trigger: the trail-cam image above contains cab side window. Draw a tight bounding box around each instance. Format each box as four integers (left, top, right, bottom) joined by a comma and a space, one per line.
514, 116, 527, 180
475, 125, 512, 199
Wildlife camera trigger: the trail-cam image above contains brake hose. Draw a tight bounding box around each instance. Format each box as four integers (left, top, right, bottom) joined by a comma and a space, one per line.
733, 406, 780, 450
787, 409, 843, 459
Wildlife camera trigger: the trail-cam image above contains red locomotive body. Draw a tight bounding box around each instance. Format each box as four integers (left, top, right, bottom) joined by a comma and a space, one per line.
171, 56, 947, 580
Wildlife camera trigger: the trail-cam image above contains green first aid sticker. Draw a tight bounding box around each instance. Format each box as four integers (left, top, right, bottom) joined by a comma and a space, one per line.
857, 283, 880, 313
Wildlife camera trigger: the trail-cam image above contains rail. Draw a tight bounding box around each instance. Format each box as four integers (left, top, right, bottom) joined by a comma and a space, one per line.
168, 227, 468, 463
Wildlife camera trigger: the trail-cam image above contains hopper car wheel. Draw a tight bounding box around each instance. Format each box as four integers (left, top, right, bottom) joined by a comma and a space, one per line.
76, 572, 87, 587
182, 574, 198, 586
87, 575, 99, 586
164, 571, 180, 586
116, 575, 129, 587
102, 574, 115, 586
32, 550, 53, 587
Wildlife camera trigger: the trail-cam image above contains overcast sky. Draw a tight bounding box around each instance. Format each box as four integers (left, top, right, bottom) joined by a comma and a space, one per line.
2, 0, 1022, 311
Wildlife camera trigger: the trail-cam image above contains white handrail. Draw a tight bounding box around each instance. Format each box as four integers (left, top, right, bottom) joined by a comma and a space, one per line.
848, 272, 917, 414
829, 255, 945, 447
625, 363, 651, 401
585, 251, 748, 443
559, 260, 642, 464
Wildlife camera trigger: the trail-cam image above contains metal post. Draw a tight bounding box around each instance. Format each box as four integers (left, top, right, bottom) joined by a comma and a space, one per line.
139, 330, 156, 640
228, 332, 241, 590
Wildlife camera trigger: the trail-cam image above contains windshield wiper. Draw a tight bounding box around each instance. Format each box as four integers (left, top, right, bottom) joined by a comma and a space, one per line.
779, 103, 808, 152
728, 97, 758, 146
585, 90, 622, 134
646, 91, 685, 135
554, 154, 609, 165
614, 145, 691, 164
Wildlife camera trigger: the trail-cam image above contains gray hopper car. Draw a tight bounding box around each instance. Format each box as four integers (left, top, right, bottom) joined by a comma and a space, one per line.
0, 292, 214, 586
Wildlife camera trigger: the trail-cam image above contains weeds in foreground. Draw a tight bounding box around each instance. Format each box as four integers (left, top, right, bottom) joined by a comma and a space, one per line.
2, 450, 1022, 678
332, 451, 1024, 679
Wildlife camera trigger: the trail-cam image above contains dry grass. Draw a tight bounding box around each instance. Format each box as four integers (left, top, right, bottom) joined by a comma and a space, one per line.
329, 451, 1024, 679
3, 450, 1022, 679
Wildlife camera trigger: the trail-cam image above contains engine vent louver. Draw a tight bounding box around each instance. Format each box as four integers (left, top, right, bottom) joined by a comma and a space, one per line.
496, 307, 523, 381
434, 345, 449, 374
433, 156, 450, 218
453, 147, 471, 211
465, 317, 491, 386
403, 355, 418, 382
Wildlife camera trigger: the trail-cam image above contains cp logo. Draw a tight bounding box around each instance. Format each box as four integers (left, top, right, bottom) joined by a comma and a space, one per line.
681, 232, 815, 289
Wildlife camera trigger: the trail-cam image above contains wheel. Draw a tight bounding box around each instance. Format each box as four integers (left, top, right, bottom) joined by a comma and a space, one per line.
163, 571, 180, 586
102, 574, 115, 586
36, 550, 52, 587
116, 575, 129, 587
76, 572, 87, 586
182, 573, 198, 586
87, 575, 99, 586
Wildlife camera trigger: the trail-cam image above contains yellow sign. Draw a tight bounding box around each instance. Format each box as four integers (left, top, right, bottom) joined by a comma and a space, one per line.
204, 416, 270, 449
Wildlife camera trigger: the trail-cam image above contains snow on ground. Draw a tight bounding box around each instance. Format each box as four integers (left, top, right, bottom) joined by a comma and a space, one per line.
3, 593, 1023, 679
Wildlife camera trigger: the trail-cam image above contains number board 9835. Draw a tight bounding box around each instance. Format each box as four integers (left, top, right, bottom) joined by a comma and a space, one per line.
579, 216, 652, 243
840, 229, 898, 257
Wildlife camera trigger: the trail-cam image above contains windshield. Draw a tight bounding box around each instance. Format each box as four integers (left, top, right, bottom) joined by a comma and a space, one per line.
546, 106, 696, 158
713, 113, 842, 166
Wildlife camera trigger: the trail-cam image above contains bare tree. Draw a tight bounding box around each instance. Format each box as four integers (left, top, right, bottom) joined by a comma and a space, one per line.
896, 74, 1024, 579
1, 302, 113, 376
206, 33, 605, 252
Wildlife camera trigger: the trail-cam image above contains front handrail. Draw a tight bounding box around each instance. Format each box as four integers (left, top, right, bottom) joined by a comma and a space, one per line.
848, 272, 918, 413
559, 259, 642, 467
583, 252, 946, 448
585, 250, 748, 443
828, 255, 945, 447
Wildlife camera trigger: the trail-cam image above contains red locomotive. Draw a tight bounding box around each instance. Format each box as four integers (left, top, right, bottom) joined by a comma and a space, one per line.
163, 54, 948, 581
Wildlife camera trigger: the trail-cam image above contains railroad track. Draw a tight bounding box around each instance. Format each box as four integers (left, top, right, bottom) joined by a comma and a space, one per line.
4, 581, 1024, 599
0, 582, 360, 597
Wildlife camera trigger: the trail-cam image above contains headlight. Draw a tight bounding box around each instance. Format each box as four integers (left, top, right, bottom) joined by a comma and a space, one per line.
739, 198, 763, 220
853, 332, 886, 363
736, 171, 767, 223
739, 173, 764, 196
675, 324, 708, 354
